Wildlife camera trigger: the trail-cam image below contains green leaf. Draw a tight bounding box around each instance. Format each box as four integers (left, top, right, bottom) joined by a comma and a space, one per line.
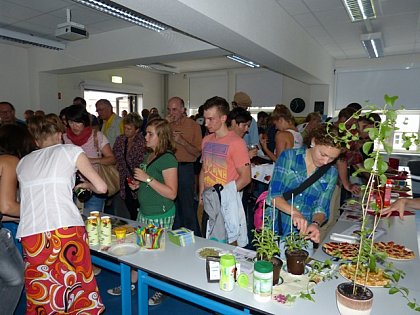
379, 174, 388, 186
364, 158, 374, 171
378, 160, 388, 173
408, 302, 416, 309
362, 142, 373, 155
338, 122, 346, 131
392, 272, 401, 282
388, 287, 399, 294
382, 142, 393, 155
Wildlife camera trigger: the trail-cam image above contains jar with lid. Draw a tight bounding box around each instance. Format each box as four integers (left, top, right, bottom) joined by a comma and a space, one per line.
253, 260, 273, 302
219, 254, 236, 292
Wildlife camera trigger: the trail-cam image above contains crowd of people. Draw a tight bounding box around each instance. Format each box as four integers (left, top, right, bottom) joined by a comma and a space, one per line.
0, 92, 418, 313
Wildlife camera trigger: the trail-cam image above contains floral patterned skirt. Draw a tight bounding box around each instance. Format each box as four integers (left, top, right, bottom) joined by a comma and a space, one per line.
21, 226, 105, 315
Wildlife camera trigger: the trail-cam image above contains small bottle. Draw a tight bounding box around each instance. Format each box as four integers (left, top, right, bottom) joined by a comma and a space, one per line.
75, 173, 92, 202
219, 254, 236, 292
383, 179, 392, 207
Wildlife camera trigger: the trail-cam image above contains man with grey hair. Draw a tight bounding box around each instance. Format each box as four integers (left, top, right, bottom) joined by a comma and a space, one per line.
95, 99, 123, 147
166, 96, 202, 235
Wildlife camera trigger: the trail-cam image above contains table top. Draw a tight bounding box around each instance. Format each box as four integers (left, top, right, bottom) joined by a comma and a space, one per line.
87, 209, 420, 314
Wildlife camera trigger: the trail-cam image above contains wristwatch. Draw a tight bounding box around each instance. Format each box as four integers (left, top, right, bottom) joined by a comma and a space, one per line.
146, 176, 154, 184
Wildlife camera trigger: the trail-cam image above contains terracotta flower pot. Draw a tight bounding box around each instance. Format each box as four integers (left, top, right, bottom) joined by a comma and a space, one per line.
285, 249, 308, 275
336, 282, 373, 315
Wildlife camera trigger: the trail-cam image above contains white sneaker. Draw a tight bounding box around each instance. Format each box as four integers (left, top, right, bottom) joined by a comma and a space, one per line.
148, 291, 166, 306
107, 284, 136, 296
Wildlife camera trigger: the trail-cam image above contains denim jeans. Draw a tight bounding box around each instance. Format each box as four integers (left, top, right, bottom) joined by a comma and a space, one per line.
0, 228, 24, 315
83, 193, 106, 212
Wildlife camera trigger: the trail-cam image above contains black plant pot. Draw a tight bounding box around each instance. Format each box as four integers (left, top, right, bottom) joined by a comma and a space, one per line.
271, 256, 283, 285
285, 249, 308, 275
336, 282, 373, 315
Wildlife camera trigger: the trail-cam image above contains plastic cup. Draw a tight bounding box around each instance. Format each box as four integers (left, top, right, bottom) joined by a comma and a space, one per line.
114, 227, 127, 243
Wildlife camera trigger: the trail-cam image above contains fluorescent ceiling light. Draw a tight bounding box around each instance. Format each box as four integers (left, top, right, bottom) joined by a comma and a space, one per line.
227, 55, 260, 68
342, 0, 376, 22
72, 0, 167, 32
0, 28, 65, 50
360, 32, 384, 58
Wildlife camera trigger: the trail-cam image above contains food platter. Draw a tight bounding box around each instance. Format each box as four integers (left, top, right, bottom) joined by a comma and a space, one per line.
195, 247, 223, 260
338, 264, 389, 287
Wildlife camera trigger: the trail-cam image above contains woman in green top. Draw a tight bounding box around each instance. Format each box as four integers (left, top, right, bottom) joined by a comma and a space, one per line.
130, 118, 178, 229
108, 119, 178, 304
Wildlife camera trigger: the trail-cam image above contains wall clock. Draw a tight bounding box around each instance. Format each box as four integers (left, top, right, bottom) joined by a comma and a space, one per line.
290, 98, 305, 113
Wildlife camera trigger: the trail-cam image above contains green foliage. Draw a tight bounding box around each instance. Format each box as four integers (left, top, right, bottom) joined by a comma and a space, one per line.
326, 94, 419, 310
383, 262, 420, 311
251, 217, 280, 261
284, 231, 309, 253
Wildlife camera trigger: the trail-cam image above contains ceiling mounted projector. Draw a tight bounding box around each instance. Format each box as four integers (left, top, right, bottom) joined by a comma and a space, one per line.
56, 8, 88, 41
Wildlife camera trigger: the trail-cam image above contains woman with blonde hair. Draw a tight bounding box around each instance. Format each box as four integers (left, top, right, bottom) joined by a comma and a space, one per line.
260, 104, 302, 161
108, 119, 177, 304
17, 116, 107, 314
131, 118, 178, 229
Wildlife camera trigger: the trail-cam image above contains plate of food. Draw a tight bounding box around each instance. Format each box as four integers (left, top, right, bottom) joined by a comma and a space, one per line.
195, 247, 223, 260
339, 264, 390, 287
374, 241, 416, 261
322, 242, 359, 261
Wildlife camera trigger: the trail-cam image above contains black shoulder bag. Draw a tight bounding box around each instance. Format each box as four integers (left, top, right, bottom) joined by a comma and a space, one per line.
275, 161, 335, 235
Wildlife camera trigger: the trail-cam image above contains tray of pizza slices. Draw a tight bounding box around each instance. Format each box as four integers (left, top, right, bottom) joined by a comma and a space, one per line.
323, 240, 416, 287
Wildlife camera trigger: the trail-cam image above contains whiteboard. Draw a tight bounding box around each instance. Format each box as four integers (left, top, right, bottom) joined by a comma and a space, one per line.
235, 71, 283, 107
335, 68, 420, 110
189, 74, 228, 109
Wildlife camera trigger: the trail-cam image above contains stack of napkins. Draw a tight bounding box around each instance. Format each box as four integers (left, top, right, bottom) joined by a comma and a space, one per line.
168, 228, 195, 246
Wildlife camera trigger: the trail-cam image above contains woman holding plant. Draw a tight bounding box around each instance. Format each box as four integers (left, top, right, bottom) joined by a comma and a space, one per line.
267, 124, 345, 243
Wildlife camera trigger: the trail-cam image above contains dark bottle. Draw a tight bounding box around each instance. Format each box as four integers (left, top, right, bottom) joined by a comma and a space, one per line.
75, 172, 92, 202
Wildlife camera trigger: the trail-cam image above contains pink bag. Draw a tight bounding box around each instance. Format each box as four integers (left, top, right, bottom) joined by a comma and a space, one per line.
253, 191, 268, 230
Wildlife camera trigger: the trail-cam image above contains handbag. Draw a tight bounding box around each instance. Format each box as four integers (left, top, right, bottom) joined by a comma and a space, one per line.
93, 130, 120, 196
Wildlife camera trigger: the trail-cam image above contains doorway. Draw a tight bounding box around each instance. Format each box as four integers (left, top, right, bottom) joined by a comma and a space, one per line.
83, 90, 143, 117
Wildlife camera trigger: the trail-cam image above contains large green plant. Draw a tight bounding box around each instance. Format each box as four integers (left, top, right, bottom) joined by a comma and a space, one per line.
328, 95, 419, 311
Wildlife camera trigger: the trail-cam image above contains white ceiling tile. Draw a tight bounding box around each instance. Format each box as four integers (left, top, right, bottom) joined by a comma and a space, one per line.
293, 13, 320, 28
275, 0, 310, 16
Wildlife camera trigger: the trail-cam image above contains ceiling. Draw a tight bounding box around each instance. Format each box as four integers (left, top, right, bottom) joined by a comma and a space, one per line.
1, 0, 419, 74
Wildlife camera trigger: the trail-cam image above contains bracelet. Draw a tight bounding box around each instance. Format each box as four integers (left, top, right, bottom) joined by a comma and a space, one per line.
311, 221, 320, 227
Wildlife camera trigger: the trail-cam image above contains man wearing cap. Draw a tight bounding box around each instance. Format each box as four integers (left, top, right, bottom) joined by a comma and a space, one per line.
232, 92, 259, 147
166, 97, 202, 236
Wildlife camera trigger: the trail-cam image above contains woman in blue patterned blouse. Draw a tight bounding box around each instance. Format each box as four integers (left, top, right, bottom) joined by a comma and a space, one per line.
267, 123, 345, 243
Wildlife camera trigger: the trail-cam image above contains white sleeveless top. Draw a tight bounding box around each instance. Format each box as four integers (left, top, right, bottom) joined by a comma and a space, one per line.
286, 129, 303, 148
16, 144, 84, 238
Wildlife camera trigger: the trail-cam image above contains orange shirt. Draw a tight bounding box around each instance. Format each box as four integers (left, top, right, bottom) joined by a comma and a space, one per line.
201, 131, 250, 189
170, 117, 202, 162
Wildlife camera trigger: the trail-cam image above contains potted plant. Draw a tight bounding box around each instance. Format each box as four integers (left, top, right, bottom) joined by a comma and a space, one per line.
252, 217, 283, 285
283, 231, 309, 275
329, 95, 420, 314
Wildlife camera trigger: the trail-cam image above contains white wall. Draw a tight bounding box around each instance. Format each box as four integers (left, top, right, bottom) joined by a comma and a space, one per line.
165, 68, 325, 117
55, 68, 164, 114
0, 43, 31, 118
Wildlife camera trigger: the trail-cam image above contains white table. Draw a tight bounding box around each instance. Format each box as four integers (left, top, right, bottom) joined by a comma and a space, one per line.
88, 209, 420, 315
